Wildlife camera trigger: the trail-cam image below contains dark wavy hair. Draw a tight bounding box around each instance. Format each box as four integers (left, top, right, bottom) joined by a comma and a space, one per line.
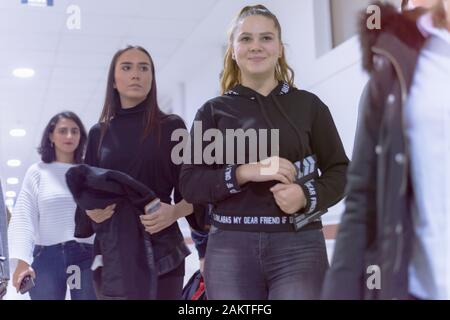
37, 111, 87, 164
98, 45, 165, 153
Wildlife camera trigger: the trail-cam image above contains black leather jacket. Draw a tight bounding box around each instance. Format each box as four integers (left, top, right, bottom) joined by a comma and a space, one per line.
67, 164, 189, 299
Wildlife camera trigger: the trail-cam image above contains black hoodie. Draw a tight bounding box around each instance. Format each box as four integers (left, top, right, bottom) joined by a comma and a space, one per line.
180, 82, 349, 232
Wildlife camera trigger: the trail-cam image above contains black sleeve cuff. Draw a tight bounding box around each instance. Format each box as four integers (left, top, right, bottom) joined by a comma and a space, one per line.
191, 229, 208, 259
74, 206, 94, 238
223, 165, 242, 195
297, 179, 318, 215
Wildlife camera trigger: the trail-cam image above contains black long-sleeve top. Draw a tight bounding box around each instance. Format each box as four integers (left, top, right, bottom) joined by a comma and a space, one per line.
75, 102, 197, 274
179, 82, 349, 232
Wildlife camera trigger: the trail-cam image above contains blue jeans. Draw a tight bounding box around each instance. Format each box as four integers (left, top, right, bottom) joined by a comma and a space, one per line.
204, 227, 329, 300
30, 241, 96, 300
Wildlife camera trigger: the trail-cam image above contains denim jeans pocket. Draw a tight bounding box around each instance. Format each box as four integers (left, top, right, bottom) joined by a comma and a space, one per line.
32, 246, 45, 259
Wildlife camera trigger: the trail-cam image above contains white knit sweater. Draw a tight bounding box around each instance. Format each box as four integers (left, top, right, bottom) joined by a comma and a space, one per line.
8, 162, 94, 265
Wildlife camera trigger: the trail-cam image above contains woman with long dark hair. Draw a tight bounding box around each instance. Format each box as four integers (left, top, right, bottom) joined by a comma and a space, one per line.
8, 111, 96, 300
74, 46, 199, 300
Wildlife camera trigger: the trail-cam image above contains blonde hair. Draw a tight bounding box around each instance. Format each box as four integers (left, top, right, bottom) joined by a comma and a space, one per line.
220, 5, 295, 94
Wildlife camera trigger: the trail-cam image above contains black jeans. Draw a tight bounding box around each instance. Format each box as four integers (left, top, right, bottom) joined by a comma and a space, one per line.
156, 261, 185, 300
94, 260, 185, 300
204, 227, 329, 300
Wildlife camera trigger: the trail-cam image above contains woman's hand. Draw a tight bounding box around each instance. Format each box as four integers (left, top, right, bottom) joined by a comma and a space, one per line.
270, 183, 307, 214
236, 156, 297, 186
12, 259, 35, 292
86, 204, 116, 223
140, 202, 177, 234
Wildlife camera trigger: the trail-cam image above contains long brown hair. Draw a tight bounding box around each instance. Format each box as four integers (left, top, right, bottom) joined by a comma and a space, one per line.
220, 5, 295, 94
98, 46, 165, 152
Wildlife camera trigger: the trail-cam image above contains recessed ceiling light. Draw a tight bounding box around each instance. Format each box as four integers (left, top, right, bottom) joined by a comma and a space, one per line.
5, 191, 17, 198
5, 199, 15, 207
7, 177, 19, 185
13, 68, 35, 78
10, 129, 27, 137
7, 159, 21, 167
21, 0, 54, 7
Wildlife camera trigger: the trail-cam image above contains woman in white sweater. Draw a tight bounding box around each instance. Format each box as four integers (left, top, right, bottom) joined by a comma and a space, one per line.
8, 111, 96, 300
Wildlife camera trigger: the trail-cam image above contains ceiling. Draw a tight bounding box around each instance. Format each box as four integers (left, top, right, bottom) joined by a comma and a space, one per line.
0, 0, 226, 207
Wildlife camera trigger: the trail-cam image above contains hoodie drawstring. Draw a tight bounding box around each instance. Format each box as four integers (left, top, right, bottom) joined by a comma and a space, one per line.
255, 94, 276, 129
270, 93, 305, 156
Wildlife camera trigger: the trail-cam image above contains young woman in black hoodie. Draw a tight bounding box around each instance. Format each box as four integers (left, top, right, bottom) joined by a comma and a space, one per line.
75, 46, 200, 300
179, 5, 349, 300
